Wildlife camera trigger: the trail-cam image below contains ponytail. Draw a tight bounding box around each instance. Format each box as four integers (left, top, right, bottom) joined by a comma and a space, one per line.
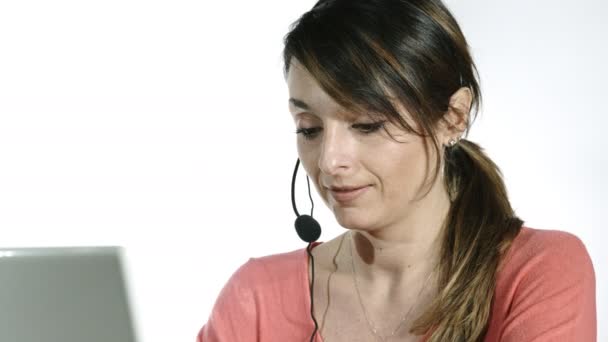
411, 139, 523, 341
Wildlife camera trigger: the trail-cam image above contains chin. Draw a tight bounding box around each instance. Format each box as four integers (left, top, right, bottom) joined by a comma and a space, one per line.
333, 209, 373, 230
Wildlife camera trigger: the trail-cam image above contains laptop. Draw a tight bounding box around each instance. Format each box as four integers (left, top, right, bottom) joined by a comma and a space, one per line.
0, 246, 138, 342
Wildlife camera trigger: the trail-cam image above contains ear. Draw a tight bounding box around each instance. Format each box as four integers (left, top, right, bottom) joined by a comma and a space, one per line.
438, 87, 472, 145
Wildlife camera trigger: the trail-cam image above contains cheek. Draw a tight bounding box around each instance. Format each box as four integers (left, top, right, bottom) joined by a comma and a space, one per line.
296, 142, 317, 173
376, 146, 428, 200
295, 142, 324, 195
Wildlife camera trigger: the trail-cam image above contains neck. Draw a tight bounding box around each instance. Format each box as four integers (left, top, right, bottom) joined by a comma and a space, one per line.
348, 180, 451, 288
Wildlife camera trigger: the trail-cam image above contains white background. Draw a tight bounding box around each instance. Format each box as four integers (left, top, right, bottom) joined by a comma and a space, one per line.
0, 0, 605, 341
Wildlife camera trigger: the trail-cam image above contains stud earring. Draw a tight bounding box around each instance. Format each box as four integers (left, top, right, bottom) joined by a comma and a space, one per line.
448, 137, 460, 147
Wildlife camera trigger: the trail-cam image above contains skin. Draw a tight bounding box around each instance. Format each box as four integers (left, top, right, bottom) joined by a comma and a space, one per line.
286, 58, 471, 339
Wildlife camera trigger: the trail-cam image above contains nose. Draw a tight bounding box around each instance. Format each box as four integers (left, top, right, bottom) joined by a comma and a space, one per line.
317, 125, 355, 177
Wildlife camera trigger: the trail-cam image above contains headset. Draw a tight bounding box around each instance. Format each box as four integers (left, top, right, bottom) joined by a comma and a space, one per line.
291, 158, 322, 342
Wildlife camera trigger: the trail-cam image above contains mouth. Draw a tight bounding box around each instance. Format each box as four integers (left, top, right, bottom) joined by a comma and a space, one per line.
328, 185, 370, 202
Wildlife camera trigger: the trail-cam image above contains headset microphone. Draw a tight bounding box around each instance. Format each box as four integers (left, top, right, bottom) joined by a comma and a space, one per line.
291, 158, 321, 243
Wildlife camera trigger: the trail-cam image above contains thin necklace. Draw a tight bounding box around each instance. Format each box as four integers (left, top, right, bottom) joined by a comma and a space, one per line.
348, 231, 435, 342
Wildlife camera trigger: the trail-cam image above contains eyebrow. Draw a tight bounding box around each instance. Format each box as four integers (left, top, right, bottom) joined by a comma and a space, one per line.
289, 97, 364, 121
289, 98, 311, 111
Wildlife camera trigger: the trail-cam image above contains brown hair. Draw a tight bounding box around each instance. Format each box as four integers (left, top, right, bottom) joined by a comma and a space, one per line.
283, 0, 523, 340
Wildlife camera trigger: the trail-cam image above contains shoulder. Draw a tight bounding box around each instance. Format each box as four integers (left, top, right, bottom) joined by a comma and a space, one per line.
490, 226, 596, 341
220, 244, 313, 294
508, 226, 591, 258
499, 226, 595, 280
498, 225, 595, 291
197, 244, 315, 341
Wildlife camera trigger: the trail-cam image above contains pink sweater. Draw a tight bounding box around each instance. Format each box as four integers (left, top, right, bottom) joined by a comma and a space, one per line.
197, 227, 596, 341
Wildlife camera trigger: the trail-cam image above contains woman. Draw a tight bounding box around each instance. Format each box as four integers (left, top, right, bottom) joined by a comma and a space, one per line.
197, 0, 596, 341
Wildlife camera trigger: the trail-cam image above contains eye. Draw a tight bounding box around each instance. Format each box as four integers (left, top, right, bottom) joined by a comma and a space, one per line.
295, 127, 321, 140
295, 121, 386, 140
353, 121, 385, 134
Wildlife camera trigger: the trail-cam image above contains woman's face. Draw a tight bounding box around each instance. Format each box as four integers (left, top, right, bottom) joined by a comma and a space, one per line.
286, 59, 445, 232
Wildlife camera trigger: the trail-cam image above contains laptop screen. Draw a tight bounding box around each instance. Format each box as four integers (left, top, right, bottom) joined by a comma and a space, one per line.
0, 246, 137, 342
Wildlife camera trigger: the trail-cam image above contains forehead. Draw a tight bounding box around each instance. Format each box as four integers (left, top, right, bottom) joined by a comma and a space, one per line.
286, 59, 359, 121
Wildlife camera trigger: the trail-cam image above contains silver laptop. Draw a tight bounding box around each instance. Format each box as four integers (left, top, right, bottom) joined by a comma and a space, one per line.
0, 246, 138, 342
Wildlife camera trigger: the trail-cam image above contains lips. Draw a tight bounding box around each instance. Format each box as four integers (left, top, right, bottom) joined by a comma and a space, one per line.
330, 185, 366, 191
328, 185, 370, 202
